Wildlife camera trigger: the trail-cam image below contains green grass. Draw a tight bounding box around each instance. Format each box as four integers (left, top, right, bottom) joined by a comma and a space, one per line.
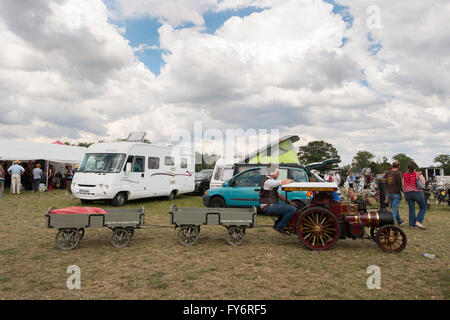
0, 189, 449, 299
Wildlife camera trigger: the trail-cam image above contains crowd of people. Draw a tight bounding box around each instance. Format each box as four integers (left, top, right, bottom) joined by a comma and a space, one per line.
0, 160, 77, 198
340, 160, 428, 230
312, 161, 428, 231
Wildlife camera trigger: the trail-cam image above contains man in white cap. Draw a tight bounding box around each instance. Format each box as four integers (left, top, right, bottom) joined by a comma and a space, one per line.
7, 160, 25, 194
259, 164, 297, 234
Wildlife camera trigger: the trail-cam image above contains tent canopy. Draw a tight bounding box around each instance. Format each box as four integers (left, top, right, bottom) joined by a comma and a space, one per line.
0, 139, 86, 163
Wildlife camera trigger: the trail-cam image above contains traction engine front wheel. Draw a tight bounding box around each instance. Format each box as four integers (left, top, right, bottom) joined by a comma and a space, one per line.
375, 225, 407, 253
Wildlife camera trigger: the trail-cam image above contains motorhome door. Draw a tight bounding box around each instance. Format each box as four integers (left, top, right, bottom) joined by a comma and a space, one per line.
124, 155, 146, 197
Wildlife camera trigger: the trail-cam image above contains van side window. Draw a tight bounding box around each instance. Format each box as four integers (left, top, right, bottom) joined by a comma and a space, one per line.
133, 156, 145, 172
213, 168, 223, 180
181, 158, 187, 169
165, 156, 175, 166
148, 157, 160, 169
124, 156, 134, 172
234, 169, 261, 187
290, 169, 308, 182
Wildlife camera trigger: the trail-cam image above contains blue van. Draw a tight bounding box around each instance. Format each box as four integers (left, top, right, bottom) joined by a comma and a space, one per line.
202, 166, 312, 209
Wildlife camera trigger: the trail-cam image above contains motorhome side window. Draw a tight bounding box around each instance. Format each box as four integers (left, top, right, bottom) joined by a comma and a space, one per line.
148, 157, 159, 169
180, 158, 187, 169
133, 156, 145, 172
165, 156, 175, 166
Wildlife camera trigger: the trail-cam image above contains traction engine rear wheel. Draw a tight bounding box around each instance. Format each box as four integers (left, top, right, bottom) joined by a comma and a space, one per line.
375, 225, 407, 253
296, 208, 339, 250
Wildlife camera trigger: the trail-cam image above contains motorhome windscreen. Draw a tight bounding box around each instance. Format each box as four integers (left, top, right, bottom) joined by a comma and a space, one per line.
78, 153, 127, 173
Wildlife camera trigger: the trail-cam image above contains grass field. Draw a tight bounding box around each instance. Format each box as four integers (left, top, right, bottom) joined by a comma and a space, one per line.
0, 189, 449, 300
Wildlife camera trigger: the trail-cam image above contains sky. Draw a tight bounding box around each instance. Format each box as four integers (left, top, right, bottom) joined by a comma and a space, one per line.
0, 0, 449, 167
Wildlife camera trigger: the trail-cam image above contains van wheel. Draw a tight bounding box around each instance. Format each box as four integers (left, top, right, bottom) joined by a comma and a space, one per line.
209, 197, 225, 208
293, 200, 306, 211
168, 191, 176, 201
111, 192, 127, 206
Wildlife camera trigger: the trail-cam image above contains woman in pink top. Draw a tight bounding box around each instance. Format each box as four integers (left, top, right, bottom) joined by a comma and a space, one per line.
403, 161, 427, 229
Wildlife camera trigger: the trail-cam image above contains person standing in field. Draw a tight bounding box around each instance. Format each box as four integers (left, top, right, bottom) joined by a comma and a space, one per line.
403, 161, 427, 230
385, 160, 406, 226
65, 165, 74, 194
32, 163, 43, 193
0, 164, 5, 198
7, 160, 25, 194
47, 165, 54, 191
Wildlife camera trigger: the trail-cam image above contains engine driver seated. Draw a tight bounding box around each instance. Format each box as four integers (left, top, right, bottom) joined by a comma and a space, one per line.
259, 164, 297, 235
347, 188, 367, 212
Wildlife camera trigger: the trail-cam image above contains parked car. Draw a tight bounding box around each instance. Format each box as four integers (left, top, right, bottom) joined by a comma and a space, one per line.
202, 165, 313, 210
194, 170, 213, 195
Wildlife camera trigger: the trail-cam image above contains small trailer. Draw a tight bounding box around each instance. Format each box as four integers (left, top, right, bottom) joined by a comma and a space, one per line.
169, 205, 257, 246
45, 206, 145, 250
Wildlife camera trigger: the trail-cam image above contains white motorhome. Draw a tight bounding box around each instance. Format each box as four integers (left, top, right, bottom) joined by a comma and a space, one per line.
71, 142, 195, 206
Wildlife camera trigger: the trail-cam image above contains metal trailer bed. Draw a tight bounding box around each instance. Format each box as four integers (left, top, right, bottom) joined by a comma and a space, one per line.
45, 206, 145, 250
169, 205, 257, 246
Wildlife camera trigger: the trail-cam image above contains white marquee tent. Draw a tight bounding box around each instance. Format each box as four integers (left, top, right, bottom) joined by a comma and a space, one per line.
0, 138, 86, 163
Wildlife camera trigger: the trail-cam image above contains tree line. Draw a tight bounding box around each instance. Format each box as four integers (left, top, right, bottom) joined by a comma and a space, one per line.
298, 140, 450, 175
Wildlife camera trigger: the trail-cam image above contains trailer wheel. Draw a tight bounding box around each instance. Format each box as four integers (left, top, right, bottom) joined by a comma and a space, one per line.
177, 225, 198, 246
111, 192, 127, 206
111, 228, 131, 248
55, 228, 81, 251
78, 228, 85, 240
226, 226, 245, 246
125, 227, 135, 239
376, 225, 407, 253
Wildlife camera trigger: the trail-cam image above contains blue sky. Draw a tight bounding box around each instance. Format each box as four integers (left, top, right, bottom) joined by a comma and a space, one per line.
109, 6, 266, 74
107, 1, 361, 75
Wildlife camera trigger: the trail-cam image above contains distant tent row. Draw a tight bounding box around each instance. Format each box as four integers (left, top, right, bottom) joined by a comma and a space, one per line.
0, 138, 85, 163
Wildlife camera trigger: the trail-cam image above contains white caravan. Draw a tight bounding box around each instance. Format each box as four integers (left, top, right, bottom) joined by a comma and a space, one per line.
71, 142, 195, 206
209, 159, 236, 189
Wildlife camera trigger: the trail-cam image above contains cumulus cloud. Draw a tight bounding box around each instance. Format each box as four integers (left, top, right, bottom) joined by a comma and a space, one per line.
0, 0, 448, 167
